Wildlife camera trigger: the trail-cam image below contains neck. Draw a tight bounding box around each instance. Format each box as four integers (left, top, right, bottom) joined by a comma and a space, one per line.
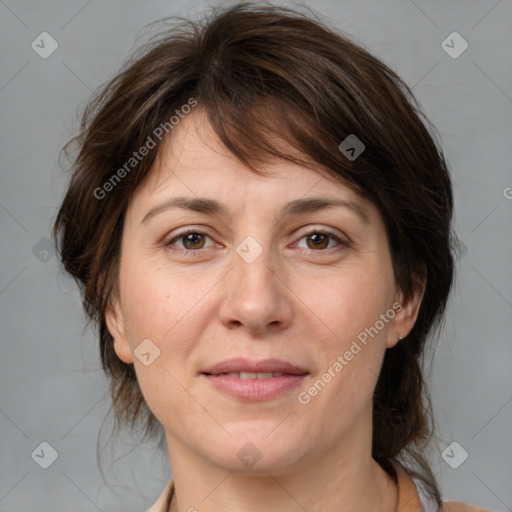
165, 424, 397, 512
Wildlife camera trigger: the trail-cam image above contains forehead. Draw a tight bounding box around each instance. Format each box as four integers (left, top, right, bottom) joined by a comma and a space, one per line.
127, 109, 374, 220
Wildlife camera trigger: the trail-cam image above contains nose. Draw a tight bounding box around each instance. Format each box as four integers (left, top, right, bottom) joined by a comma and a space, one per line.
217, 245, 293, 335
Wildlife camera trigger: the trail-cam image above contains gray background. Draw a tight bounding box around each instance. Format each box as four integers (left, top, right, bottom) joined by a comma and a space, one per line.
1, 0, 511, 511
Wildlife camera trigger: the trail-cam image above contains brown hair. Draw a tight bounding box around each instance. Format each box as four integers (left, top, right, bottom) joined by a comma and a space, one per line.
53, 2, 456, 502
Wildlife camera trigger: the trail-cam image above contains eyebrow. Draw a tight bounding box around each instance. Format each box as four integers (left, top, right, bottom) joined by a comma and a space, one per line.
141, 196, 370, 225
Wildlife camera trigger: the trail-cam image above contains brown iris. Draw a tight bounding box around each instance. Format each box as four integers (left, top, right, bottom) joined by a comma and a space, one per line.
181, 232, 206, 250
306, 233, 330, 250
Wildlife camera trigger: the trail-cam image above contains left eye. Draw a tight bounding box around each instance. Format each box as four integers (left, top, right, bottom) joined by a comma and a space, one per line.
295, 231, 346, 251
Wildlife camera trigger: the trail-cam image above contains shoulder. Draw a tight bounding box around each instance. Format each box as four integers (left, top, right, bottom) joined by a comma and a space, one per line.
441, 502, 494, 512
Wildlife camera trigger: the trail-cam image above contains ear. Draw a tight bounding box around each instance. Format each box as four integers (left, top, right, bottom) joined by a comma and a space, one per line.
386, 277, 426, 349
105, 297, 134, 364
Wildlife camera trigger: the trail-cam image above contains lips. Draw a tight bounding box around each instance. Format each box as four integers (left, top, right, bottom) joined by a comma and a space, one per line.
201, 358, 309, 401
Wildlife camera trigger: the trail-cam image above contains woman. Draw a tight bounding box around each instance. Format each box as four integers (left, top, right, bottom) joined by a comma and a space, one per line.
53, 3, 492, 511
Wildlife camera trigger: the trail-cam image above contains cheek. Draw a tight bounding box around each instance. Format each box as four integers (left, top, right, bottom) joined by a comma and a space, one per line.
117, 257, 219, 397
120, 258, 203, 341
118, 265, 204, 427
298, 262, 395, 345
294, 264, 394, 406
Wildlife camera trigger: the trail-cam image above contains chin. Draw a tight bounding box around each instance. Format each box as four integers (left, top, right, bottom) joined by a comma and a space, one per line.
205, 423, 308, 473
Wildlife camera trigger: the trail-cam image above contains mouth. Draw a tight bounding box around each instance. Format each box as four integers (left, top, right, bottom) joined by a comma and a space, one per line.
203, 371, 289, 380
200, 358, 309, 401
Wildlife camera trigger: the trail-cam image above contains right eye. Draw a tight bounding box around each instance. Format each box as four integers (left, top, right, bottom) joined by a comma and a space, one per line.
166, 229, 215, 252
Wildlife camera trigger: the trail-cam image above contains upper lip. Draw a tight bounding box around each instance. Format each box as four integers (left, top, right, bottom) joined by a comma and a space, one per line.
202, 358, 309, 375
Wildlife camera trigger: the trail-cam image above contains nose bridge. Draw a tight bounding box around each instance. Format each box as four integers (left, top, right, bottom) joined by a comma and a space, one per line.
232, 234, 278, 305
218, 234, 292, 333
234, 236, 274, 292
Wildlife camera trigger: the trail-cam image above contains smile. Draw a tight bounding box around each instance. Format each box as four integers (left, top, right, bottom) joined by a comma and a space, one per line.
202, 373, 308, 401
215, 371, 285, 379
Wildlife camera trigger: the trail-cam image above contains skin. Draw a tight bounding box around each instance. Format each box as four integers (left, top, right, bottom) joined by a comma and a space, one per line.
106, 110, 425, 512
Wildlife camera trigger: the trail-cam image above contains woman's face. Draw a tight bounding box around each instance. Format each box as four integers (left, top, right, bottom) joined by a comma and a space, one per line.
107, 111, 421, 474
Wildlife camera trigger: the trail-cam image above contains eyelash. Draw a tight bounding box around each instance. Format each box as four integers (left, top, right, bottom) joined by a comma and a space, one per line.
165, 228, 350, 255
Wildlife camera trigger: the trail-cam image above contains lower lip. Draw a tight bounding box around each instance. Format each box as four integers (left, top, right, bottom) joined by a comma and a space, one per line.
202, 374, 308, 401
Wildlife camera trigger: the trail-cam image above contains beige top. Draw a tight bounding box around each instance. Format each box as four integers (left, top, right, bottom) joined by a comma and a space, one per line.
145, 464, 492, 512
